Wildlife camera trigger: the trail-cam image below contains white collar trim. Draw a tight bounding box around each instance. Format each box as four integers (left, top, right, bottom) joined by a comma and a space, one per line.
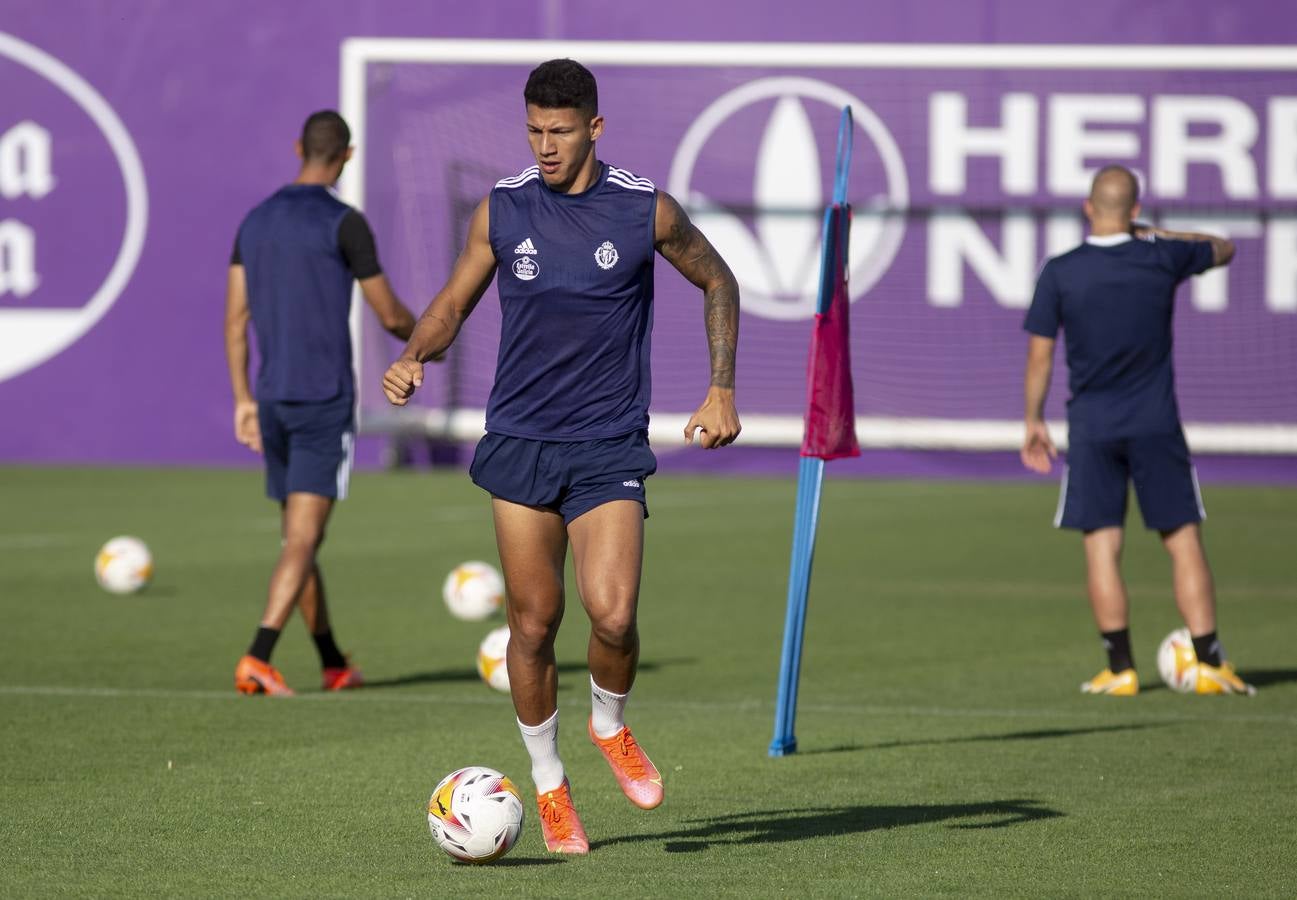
1086, 233, 1133, 247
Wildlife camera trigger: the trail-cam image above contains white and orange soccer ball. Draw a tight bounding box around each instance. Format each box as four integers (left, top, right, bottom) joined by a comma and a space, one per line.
427, 766, 525, 864
442, 561, 505, 621
1157, 627, 1199, 692
94, 536, 153, 594
476, 625, 511, 693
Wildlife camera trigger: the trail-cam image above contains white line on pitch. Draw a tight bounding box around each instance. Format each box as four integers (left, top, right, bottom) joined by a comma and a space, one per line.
1, 684, 1292, 727
0, 534, 73, 549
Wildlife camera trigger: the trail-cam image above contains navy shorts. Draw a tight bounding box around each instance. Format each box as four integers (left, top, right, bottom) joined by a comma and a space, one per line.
1055, 430, 1204, 532
258, 394, 355, 502
469, 430, 658, 524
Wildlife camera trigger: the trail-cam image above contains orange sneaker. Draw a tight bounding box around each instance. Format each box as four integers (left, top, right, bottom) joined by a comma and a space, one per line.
588, 719, 663, 810
537, 779, 589, 854
234, 655, 294, 696
321, 661, 364, 691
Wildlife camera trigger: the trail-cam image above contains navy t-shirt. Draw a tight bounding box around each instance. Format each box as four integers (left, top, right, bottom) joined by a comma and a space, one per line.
485, 163, 657, 441
1024, 234, 1213, 441
233, 185, 382, 402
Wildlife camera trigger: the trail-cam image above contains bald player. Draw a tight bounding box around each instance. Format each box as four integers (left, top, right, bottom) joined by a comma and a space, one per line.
1021, 164, 1255, 697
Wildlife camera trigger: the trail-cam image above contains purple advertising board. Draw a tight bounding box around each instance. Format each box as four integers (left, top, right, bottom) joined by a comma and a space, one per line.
1, 2, 1295, 476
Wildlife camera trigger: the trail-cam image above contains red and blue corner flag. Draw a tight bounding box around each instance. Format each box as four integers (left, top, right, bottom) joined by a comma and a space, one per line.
771, 107, 858, 757
801, 201, 860, 460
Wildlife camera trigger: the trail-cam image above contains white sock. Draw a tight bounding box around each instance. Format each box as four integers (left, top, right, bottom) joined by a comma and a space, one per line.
590, 676, 628, 739
517, 711, 564, 794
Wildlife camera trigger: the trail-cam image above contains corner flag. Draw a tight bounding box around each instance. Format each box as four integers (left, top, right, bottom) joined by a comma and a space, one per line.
770, 107, 859, 757
802, 199, 860, 460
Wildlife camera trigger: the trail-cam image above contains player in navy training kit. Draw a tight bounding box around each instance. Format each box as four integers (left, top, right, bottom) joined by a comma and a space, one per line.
225, 111, 416, 696
1022, 165, 1254, 697
383, 60, 741, 853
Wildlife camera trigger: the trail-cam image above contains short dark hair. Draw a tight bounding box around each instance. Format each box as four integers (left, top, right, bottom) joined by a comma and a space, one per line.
300, 110, 350, 163
524, 59, 598, 115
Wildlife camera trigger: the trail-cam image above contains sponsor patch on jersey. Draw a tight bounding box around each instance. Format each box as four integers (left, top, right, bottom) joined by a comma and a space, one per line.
514, 237, 537, 255
512, 256, 539, 281
622, 479, 641, 488
594, 240, 619, 270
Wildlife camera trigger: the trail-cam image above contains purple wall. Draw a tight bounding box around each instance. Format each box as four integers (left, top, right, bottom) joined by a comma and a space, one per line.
2, 2, 1295, 467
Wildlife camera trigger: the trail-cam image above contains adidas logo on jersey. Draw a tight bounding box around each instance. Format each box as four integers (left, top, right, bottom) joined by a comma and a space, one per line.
514, 238, 538, 255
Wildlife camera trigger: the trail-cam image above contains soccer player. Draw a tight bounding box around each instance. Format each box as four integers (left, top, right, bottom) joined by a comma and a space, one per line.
382, 59, 741, 853
1021, 164, 1254, 697
225, 110, 416, 696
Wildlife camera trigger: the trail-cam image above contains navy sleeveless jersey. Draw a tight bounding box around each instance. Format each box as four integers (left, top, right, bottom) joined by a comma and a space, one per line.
236, 185, 358, 402
486, 163, 657, 440
1024, 234, 1213, 441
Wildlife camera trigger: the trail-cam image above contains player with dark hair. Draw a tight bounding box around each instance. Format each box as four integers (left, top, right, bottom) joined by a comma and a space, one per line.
226, 109, 416, 696
383, 58, 741, 853
1022, 164, 1254, 697
299, 109, 351, 163
522, 56, 599, 112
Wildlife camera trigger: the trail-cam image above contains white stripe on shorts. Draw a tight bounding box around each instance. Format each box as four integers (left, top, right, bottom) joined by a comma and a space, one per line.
336, 431, 355, 500
1191, 465, 1206, 520
1053, 466, 1070, 528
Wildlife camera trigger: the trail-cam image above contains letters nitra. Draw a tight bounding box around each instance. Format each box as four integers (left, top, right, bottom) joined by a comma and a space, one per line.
0, 120, 53, 299
926, 93, 1297, 313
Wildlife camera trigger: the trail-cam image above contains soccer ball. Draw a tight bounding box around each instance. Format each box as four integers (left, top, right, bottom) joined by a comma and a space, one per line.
427, 766, 525, 864
442, 561, 505, 621
94, 536, 153, 594
476, 625, 511, 693
1157, 627, 1199, 692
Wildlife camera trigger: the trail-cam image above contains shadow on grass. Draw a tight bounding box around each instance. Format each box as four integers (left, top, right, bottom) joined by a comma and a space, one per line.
591, 800, 1064, 852
454, 857, 564, 867
1237, 668, 1297, 688
800, 721, 1166, 755
361, 658, 684, 690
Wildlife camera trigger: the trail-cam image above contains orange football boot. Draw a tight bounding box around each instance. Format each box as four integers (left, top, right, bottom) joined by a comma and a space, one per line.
234, 655, 294, 696
537, 779, 589, 854
589, 719, 664, 810
321, 661, 365, 691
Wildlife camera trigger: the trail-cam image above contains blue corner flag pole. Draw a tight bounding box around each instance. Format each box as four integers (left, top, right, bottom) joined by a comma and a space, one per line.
770, 108, 854, 757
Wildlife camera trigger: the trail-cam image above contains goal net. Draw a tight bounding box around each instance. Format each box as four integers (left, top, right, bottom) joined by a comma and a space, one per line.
340, 40, 1297, 455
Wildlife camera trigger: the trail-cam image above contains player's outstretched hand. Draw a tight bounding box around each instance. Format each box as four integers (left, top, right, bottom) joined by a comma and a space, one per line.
383, 357, 424, 406
684, 387, 741, 449
1021, 419, 1057, 473
234, 400, 262, 454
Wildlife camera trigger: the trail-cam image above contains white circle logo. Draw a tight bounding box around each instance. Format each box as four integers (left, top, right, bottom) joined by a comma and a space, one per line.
0, 32, 148, 383
512, 256, 539, 281
594, 240, 619, 270
668, 77, 908, 321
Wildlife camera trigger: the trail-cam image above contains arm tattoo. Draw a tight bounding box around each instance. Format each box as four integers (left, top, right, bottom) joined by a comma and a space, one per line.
660, 213, 739, 390
704, 278, 738, 389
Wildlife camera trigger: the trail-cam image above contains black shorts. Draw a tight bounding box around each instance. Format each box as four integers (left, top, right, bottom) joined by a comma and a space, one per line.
469, 430, 657, 524
1056, 430, 1204, 532
257, 394, 355, 502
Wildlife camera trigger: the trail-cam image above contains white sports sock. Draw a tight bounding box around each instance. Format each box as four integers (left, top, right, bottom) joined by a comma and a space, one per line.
517, 711, 564, 794
590, 676, 628, 739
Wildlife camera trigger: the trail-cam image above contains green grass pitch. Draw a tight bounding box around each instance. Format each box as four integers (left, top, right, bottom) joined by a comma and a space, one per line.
1, 465, 1294, 897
